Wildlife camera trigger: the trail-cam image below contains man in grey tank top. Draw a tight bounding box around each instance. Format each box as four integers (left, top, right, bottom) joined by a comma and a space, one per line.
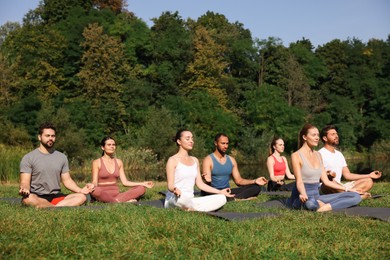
19, 123, 94, 208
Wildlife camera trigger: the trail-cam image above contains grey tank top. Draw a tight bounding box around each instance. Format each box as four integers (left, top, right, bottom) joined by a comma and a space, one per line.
298, 151, 322, 183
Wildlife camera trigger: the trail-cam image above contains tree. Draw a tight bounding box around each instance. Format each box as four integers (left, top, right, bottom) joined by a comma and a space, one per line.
181, 25, 230, 109
41, 0, 93, 24
77, 23, 128, 100
145, 11, 192, 97
2, 24, 66, 101
77, 23, 130, 133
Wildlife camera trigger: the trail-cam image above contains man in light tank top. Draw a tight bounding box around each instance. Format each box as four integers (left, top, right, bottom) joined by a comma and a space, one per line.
202, 133, 268, 200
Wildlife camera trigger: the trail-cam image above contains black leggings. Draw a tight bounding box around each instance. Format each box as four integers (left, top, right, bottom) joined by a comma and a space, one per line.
201, 184, 262, 200
267, 181, 295, 192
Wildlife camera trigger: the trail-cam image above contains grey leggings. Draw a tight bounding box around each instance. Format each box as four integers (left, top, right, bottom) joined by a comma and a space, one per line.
287, 183, 362, 211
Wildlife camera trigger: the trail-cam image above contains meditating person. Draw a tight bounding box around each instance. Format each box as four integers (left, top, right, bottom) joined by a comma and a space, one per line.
319, 125, 381, 198
202, 133, 268, 200
165, 129, 233, 211
286, 123, 362, 212
19, 123, 94, 208
91, 136, 154, 203
266, 137, 295, 191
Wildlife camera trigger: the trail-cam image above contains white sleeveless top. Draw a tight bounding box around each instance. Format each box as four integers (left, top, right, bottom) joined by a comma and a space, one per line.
166, 157, 198, 200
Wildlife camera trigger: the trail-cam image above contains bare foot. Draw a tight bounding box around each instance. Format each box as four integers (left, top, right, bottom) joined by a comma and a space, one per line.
317, 203, 332, 212
234, 197, 257, 201
361, 192, 372, 200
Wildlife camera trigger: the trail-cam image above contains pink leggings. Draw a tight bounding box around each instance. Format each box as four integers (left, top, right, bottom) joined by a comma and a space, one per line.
92, 185, 146, 203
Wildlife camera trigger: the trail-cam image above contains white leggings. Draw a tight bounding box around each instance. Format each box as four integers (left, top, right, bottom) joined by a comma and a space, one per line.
164, 193, 227, 212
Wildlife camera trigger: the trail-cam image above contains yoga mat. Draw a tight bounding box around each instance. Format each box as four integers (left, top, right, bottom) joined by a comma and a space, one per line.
255, 199, 390, 222
158, 190, 201, 197
260, 191, 291, 196
137, 199, 165, 208
333, 207, 390, 222
0, 197, 22, 205
255, 199, 288, 208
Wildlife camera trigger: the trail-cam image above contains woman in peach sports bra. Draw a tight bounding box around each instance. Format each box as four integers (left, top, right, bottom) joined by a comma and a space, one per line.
91, 136, 154, 203
165, 129, 234, 212
266, 137, 295, 191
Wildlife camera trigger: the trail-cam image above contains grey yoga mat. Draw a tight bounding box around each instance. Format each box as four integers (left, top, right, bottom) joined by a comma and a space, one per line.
255, 199, 390, 222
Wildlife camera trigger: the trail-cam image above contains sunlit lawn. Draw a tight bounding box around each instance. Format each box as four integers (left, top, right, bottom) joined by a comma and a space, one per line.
1, 182, 389, 259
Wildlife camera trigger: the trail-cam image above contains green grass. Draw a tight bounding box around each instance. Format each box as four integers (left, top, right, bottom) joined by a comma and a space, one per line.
1, 182, 389, 259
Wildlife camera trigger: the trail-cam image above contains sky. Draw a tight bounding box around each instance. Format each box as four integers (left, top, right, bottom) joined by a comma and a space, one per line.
0, 0, 389, 47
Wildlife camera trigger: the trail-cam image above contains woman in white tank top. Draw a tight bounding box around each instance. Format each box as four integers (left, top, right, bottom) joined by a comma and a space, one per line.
165, 129, 234, 212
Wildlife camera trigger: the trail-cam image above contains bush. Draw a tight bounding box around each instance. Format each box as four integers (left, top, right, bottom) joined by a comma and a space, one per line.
0, 145, 30, 183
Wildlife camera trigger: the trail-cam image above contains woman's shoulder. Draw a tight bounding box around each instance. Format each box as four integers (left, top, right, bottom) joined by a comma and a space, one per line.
92, 158, 101, 165
291, 151, 300, 159
115, 158, 123, 166
267, 155, 274, 162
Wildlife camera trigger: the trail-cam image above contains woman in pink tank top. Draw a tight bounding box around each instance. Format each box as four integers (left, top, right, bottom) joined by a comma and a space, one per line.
91, 136, 154, 203
266, 137, 295, 191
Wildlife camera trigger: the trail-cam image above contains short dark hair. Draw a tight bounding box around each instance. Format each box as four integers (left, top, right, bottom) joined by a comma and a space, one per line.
320, 125, 337, 143
38, 122, 56, 135
214, 133, 228, 142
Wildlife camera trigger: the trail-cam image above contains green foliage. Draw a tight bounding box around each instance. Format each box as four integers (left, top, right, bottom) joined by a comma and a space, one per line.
132, 106, 180, 161
0, 1, 388, 166
244, 84, 305, 153
0, 145, 30, 182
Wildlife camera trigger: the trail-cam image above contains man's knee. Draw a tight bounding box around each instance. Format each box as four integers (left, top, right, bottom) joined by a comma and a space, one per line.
65, 193, 87, 206
354, 178, 374, 192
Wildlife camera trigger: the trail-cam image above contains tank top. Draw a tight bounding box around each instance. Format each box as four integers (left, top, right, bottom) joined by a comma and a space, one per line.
98, 158, 120, 184
298, 151, 322, 183
272, 155, 286, 176
210, 153, 233, 189
166, 157, 198, 199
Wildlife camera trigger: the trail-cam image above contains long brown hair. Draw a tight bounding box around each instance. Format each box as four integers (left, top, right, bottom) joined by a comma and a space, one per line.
269, 136, 282, 156
298, 123, 316, 149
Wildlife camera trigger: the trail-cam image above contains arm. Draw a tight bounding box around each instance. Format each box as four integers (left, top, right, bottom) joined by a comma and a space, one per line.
342, 167, 382, 181
118, 159, 154, 188
61, 172, 83, 193
283, 156, 295, 180
202, 156, 213, 183
266, 156, 277, 182
61, 172, 94, 194
19, 173, 31, 197
291, 152, 307, 202
91, 159, 100, 187
232, 157, 267, 186
166, 157, 181, 196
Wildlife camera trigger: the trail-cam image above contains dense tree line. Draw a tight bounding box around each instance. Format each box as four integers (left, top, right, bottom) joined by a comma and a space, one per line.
1, 0, 389, 164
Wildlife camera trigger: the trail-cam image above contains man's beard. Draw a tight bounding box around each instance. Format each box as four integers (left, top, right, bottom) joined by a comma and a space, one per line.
330, 139, 339, 146
42, 141, 54, 149
217, 147, 226, 156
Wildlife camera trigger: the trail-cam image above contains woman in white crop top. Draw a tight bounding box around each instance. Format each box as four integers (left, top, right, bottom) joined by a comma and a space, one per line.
287, 124, 361, 212
165, 129, 234, 211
